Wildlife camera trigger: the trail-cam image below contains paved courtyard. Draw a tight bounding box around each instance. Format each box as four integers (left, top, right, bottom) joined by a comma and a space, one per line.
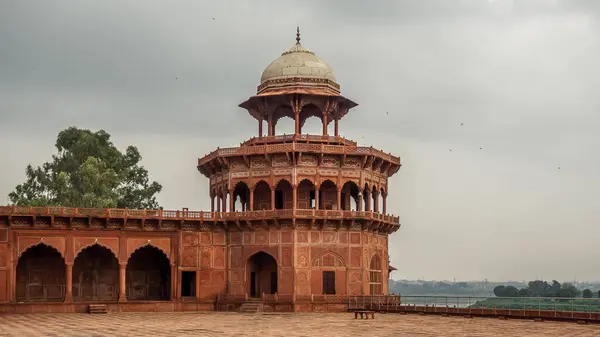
0, 312, 597, 336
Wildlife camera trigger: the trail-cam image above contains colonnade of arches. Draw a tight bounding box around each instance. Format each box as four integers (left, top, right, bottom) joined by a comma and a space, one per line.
211, 180, 388, 214
15, 243, 171, 302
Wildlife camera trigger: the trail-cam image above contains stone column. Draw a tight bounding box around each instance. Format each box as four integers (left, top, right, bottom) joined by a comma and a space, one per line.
222, 194, 227, 212
322, 113, 328, 136
196, 270, 201, 300
211, 196, 215, 212
271, 188, 276, 210
268, 114, 273, 136
357, 192, 363, 211
334, 118, 339, 137
373, 191, 379, 213
336, 188, 342, 211
64, 263, 73, 302
119, 263, 127, 302
382, 194, 387, 214
249, 188, 255, 211
258, 118, 263, 138
229, 190, 234, 212
315, 186, 320, 210
171, 263, 177, 301
292, 185, 298, 212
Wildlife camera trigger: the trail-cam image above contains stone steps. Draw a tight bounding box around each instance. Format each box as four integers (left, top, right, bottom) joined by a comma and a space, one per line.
239, 299, 263, 313
88, 304, 108, 314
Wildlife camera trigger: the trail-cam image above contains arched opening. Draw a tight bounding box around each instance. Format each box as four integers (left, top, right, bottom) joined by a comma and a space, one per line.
312, 252, 347, 295
73, 244, 119, 301
126, 246, 171, 301
275, 179, 293, 210
341, 181, 360, 211
233, 181, 250, 212
273, 116, 295, 135
372, 185, 379, 213
363, 184, 371, 211
246, 252, 278, 297
319, 180, 338, 210
210, 189, 217, 212
369, 255, 383, 295
297, 179, 316, 209
253, 181, 271, 210
16, 244, 65, 302
379, 188, 386, 214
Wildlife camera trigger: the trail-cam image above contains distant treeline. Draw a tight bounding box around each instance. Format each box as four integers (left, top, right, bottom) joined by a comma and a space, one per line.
389, 279, 493, 296
494, 280, 597, 298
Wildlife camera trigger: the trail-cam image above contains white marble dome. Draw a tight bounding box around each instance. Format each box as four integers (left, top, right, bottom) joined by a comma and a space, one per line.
260, 41, 337, 84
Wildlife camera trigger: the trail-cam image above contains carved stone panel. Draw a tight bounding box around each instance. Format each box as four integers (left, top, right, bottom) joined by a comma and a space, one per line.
0, 244, 7, 267
269, 231, 279, 244
281, 246, 293, 268
339, 232, 348, 244
200, 232, 212, 245
230, 232, 242, 245
213, 246, 225, 269
230, 247, 242, 269
255, 231, 268, 245
350, 233, 361, 245
350, 247, 362, 268
182, 232, 199, 246
281, 231, 292, 244
200, 248, 212, 269
181, 246, 198, 267
127, 237, 171, 260
213, 232, 225, 245
310, 231, 319, 243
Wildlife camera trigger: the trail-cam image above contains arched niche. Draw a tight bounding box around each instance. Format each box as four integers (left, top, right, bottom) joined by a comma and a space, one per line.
16, 243, 65, 302
246, 251, 278, 297
341, 181, 360, 211
126, 245, 171, 301
297, 179, 316, 209
369, 254, 383, 295
319, 180, 338, 210
275, 179, 293, 210
233, 181, 250, 212
73, 244, 119, 301
253, 180, 272, 210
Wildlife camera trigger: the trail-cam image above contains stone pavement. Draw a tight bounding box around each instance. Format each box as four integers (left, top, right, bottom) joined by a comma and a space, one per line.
0, 312, 597, 337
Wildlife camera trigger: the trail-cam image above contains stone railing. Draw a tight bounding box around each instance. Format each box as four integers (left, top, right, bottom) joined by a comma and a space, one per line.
197, 142, 401, 167
0, 206, 400, 225
241, 134, 357, 147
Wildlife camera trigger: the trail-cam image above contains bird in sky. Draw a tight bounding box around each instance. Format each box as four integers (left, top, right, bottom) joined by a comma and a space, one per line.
460, 122, 464, 126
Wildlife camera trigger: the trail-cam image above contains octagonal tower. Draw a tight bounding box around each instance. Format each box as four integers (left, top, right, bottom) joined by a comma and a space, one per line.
198, 28, 401, 299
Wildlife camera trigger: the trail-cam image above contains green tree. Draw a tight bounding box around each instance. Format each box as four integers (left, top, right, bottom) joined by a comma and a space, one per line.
557, 283, 580, 298
493, 285, 506, 297
504, 285, 519, 297
582, 289, 593, 298
518, 288, 532, 297
9, 127, 162, 209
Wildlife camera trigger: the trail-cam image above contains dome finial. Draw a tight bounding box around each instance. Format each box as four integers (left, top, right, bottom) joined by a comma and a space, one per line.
296, 26, 301, 44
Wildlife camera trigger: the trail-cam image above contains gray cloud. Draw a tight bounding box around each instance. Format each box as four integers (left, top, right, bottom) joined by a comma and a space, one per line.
1, 0, 599, 281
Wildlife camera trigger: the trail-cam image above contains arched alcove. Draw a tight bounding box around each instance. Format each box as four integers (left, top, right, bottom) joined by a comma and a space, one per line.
73, 244, 119, 301
297, 179, 316, 209
246, 252, 278, 297
16, 243, 66, 302
341, 181, 360, 211
319, 180, 338, 210
126, 245, 171, 300
275, 179, 293, 210
369, 254, 383, 295
233, 181, 250, 212
253, 181, 271, 210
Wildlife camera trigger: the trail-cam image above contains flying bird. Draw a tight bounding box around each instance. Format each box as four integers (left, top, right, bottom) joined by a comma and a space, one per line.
385, 111, 389, 115
479, 146, 483, 150
460, 122, 464, 126
558, 166, 561, 170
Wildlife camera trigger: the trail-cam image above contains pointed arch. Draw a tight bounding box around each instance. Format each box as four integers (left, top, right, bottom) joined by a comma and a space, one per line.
74, 241, 118, 260
246, 251, 278, 297
73, 244, 119, 301
16, 243, 66, 302
274, 179, 293, 210
341, 180, 360, 211
233, 180, 251, 212
297, 178, 316, 209
18, 239, 65, 259
126, 245, 171, 300
253, 180, 271, 210
311, 250, 347, 268
319, 179, 338, 210
369, 253, 383, 295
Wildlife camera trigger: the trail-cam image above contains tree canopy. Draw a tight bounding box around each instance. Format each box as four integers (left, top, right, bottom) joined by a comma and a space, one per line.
493, 280, 581, 298
8, 127, 162, 209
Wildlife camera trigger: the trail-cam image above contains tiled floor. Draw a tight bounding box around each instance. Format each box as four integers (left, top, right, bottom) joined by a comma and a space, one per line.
0, 312, 596, 336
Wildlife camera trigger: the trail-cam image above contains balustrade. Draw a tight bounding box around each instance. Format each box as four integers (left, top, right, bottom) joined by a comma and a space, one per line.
0, 205, 400, 226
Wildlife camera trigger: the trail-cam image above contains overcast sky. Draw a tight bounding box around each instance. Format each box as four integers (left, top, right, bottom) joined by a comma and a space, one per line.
1, 0, 599, 282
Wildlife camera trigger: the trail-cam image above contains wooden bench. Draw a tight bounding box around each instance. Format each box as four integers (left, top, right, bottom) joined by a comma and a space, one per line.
354, 310, 375, 319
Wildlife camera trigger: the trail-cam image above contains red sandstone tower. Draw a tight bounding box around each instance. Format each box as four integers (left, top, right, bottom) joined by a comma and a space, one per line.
197, 28, 401, 299
0, 29, 401, 311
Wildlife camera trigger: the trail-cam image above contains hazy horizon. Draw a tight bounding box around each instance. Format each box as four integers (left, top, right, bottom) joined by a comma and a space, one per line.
1, 0, 599, 281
